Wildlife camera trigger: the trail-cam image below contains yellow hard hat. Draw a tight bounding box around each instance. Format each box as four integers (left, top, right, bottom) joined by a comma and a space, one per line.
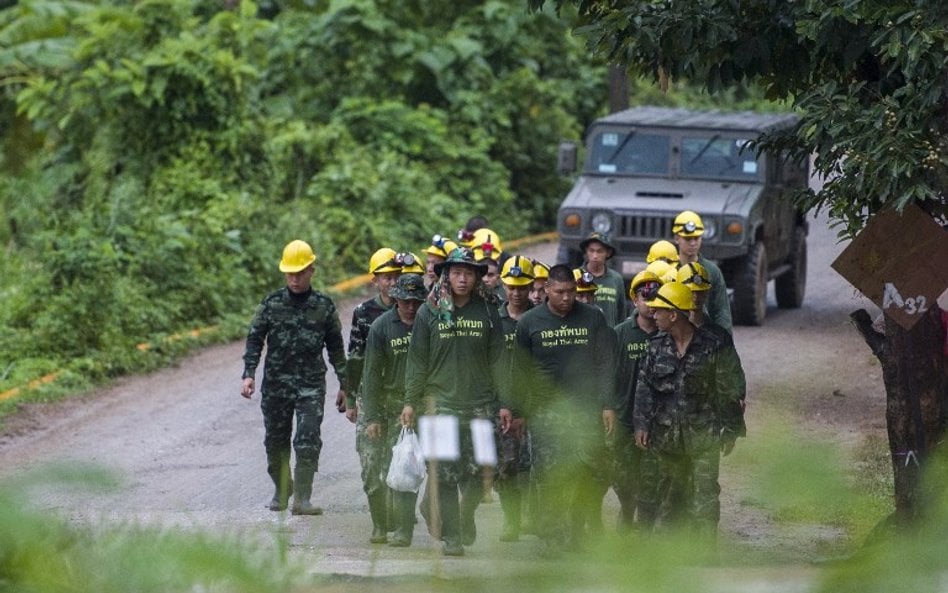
425, 234, 459, 258
279, 240, 316, 273
677, 261, 711, 292
500, 255, 535, 287
661, 267, 679, 284
532, 260, 550, 280
573, 268, 598, 293
471, 228, 503, 261
368, 247, 401, 274
644, 260, 673, 282
401, 251, 425, 274
646, 240, 679, 264
646, 281, 695, 311
672, 210, 705, 237
629, 270, 662, 300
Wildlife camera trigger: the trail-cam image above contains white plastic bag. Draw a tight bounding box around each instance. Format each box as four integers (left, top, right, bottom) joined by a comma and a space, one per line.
386, 426, 427, 492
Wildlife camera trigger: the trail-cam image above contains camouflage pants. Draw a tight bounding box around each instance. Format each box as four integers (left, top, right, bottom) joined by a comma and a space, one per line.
612, 425, 660, 529
530, 410, 608, 546
261, 393, 324, 469
654, 444, 721, 533
356, 399, 401, 496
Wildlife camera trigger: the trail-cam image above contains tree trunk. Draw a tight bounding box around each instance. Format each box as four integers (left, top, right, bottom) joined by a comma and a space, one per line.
852, 306, 948, 523
608, 65, 629, 114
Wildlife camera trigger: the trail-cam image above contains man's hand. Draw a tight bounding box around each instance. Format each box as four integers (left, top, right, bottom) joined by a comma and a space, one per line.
634, 429, 649, 450
366, 422, 381, 440
721, 436, 737, 456
400, 405, 415, 427
345, 403, 358, 424
240, 377, 254, 399
499, 408, 513, 434
335, 389, 347, 413
602, 409, 617, 437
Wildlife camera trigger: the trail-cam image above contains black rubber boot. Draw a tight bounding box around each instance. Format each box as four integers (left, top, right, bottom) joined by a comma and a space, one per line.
368, 490, 388, 543
266, 451, 292, 511
497, 482, 522, 542
388, 490, 418, 547
439, 481, 464, 556
291, 463, 323, 516
459, 477, 483, 546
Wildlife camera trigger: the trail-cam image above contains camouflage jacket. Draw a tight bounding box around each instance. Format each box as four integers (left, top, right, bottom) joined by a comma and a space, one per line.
346, 295, 392, 406
242, 287, 347, 398
633, 324, 745, 453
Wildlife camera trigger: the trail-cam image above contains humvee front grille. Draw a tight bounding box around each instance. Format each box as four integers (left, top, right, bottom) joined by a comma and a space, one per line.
618, 215, 674, 239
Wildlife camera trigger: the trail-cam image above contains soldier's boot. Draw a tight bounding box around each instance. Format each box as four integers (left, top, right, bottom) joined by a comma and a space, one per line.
439, 483, 464, 556
459, 478, 483, 547
291, 463, 323, 516
388, 490, 418, 547
497, 484, 522, 542
266, 451, 292, 512
368, 490, 388, 543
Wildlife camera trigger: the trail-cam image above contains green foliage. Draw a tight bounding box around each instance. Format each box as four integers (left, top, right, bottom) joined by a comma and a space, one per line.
0, 471, 302, 593
543, 0, 948, 236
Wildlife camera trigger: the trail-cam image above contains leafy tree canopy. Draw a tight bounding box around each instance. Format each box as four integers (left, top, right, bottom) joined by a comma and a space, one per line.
538, 0, 948, 237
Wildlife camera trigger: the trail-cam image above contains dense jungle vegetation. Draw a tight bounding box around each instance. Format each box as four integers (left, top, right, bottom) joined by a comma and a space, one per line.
0, 0, 776, 403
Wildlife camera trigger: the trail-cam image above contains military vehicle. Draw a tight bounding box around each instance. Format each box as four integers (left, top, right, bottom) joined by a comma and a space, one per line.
555, 106, 809, 325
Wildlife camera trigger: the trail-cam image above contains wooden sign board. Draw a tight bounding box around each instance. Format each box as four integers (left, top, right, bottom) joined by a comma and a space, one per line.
832, 203, 948, 330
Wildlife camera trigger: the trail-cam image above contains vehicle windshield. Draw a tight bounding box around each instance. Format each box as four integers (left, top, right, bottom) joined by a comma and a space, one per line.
586, 131, 669, 175
680, 136, 760, 181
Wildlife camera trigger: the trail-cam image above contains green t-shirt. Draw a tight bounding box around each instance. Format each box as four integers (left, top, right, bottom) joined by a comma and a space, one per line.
515, 301, 617, 418
404, 295, 506, 414
698, 255, 732, 333
587, 266, 627, 327
361, 307, 414, 424
613, 311, 655, 429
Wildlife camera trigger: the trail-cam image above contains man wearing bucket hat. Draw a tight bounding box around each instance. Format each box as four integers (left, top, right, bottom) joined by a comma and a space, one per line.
578, 231, 627, 327
672, 210, 732, 333
633, 281, 746, 539
361, 273, 428, 547
240, 239, 347, 515
404, 246, 510, 556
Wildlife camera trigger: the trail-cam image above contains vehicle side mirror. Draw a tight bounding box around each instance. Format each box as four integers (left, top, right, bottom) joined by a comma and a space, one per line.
557, 142, 578, 175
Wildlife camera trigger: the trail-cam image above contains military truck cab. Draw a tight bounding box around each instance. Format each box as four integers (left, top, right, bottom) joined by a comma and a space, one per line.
556, 106, 809, 326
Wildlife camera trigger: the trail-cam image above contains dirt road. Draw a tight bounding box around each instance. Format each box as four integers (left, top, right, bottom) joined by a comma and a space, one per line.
0, 214, 887, 582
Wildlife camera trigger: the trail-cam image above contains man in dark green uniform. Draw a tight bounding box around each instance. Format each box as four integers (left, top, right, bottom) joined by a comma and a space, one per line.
579, 232, 627, 326
515, 264, 617, 555
633, 281, 746, 537
362, 273, 427, 547
673, 210, 732, 333
240, 239, 347, 515
612, 270, 661, 531
494, 255, 535, 542
346, 248, 403, 541
404, 247, 510, 556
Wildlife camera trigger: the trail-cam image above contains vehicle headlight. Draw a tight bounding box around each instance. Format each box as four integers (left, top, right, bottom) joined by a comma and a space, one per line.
591, 213, 612, 234
702, 219, 717, 240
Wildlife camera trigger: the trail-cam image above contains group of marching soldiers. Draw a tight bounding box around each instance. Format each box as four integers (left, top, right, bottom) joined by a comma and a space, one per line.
240, 210, 746, 558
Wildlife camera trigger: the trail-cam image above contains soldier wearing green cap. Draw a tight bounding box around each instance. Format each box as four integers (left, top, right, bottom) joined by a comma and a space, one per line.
361, 273, 428, 546
404, 247, 510, 556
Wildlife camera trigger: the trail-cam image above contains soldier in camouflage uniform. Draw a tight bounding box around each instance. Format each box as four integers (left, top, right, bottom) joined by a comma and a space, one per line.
612, 270, 661, 531
361, 273, 428, 547
404, 247, 510, 557
633, 282, 746, 537
494, 255, 535, 542
347, 248, 404, 542
514, 264, 617, 555
240, 240, 347, 515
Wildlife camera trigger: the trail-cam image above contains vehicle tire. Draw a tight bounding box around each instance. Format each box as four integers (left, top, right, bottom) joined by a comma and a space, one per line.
775, 226, 807, 309
732, 242, 767, 326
